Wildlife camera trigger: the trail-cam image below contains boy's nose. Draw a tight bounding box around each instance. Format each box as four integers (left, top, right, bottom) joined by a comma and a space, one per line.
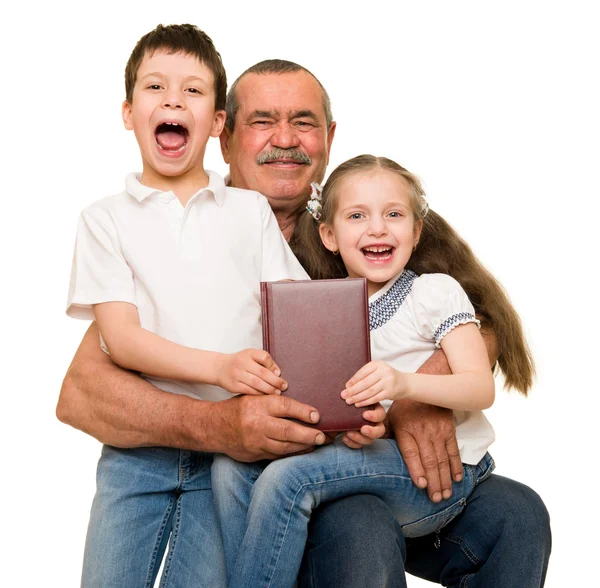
162, 92, 185, 110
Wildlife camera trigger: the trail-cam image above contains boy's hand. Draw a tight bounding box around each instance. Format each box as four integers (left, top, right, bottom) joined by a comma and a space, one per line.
342, 403, 388, 449
341, 361, 407, 407
217, 349, 288, 395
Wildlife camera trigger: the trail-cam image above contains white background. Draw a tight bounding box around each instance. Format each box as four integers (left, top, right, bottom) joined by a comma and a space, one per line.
2, 1, 598, 586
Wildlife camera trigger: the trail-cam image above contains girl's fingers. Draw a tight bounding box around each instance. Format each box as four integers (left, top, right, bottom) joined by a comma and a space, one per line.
342, 371, 381, 399
344, 385, 382, 405
355, 391, 388, 407
345, 362, 377, 387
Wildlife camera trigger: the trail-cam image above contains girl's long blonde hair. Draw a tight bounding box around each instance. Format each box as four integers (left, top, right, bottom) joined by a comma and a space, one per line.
290, 154, 535, 394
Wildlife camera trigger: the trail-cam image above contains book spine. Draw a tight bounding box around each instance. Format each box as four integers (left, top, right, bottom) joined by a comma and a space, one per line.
260, 282, 271, 352
362, 278, 372, 362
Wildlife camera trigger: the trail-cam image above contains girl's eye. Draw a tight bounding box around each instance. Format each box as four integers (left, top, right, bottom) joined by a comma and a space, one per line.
187, 88, 201, 94
349, 213, 363, 220
388, 211, 403, 218
148, 84, 162, 90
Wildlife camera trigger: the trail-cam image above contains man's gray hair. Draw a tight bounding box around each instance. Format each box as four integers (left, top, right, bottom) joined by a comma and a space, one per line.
225, 59, 333, 132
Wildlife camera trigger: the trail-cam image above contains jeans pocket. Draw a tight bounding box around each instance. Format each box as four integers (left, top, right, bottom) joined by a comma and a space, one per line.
475, 452, 496, 486
400, 497, 467, 539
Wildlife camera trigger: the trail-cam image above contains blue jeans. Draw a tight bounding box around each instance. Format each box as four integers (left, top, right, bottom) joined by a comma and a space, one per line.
211, 438, 494, 588
81, 446, 226, 588
298, 474, 552, 588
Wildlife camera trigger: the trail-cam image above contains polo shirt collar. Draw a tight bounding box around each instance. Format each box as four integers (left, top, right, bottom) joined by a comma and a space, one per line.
125, 171, 226, 206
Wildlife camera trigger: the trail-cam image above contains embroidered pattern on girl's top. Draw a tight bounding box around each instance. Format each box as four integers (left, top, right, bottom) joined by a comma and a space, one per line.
433, 312, 480, 347
369, 270, 418, 331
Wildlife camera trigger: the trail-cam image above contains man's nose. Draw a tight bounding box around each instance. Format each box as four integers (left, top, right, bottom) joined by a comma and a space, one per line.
271, 122, 300, 148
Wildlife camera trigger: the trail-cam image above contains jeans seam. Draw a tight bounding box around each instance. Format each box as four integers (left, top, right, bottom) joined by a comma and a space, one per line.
159, 495, 182, 587
144, 496, 176, 588
444, 532, 481, 566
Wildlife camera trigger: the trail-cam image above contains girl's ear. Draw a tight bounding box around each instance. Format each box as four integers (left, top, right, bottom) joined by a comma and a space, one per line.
319, 223, 339, 253
413, 219, 423, 249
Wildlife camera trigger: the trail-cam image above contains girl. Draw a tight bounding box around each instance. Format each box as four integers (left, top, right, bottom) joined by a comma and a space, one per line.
211, 154, 534, 588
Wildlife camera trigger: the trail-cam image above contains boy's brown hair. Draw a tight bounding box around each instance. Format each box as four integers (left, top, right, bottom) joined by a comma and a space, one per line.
124, 24, 227, 110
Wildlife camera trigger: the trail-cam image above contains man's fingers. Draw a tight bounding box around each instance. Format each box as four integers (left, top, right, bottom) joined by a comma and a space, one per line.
359, 422, 386, 440
396, 431, 428, 490
361, 404, 387, 425
434, 442, 453, 500
267, 395, 320, 424
446, 437, 463, 482
262, 438, 317, 456
419, 441, 443, 502
262, 396, 324, 446
342, 434, 364, 449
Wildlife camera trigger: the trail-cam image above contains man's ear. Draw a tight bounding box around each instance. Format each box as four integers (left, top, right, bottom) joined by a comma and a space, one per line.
211, 110, 226, 138
219, 125, 231, 164
319, 223, 339, 253
326, 122, 337, 162
122, 100, 133, 130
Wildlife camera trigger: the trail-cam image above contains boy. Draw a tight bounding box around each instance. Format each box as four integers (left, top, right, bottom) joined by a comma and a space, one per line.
66, 24, 308, 587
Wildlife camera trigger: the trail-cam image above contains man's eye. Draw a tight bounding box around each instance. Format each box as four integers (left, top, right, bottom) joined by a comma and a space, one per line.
296, 121, 315, 129
251, 120, 271, 127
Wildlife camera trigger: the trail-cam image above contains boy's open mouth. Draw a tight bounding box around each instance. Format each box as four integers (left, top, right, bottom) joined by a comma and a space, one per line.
155, 122, 189, 153
362, 246, 394, 261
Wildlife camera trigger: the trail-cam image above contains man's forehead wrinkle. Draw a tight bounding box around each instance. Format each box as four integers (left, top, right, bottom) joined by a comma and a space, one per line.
249, 109, 279, 118
291, 110, 319, 120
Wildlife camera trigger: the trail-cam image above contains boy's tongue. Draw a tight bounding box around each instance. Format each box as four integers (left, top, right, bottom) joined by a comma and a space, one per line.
156, 130, 186, 150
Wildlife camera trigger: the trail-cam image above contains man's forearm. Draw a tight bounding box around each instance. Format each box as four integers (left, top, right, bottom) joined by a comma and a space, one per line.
57, 323, 216, 450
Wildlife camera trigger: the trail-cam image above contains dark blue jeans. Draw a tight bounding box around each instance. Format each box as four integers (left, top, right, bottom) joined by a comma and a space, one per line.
298, 474, 551, 588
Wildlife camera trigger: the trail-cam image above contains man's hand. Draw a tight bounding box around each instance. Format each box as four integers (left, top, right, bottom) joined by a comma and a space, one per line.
207, 394, 326, 462
341, 403, 388, 449
388, 399, 462, 503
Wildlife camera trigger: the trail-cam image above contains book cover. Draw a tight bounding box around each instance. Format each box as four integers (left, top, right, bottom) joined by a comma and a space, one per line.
260, 278, 372, 432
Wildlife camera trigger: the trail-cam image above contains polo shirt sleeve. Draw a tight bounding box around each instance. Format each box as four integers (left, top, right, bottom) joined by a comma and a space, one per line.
410, 274, 480, 348
257, 195, 309, 282
66, 205, 136, 320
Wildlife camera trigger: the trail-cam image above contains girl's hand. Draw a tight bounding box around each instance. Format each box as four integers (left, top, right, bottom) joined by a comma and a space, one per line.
217, 349, 288, 395
342, 403, 388, 449
341, 361, 409, 407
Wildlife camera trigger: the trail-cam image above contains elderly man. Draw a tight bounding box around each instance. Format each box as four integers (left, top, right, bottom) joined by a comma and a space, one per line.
58, 59, 551, 587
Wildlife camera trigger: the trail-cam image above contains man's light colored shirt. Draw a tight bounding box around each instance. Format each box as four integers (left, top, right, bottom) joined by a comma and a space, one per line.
67, 171, 309, 402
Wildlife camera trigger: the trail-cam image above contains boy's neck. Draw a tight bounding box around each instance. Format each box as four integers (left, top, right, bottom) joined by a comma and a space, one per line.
140, 168, 210, 207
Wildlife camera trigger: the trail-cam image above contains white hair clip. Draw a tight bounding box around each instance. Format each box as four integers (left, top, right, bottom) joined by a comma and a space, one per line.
306, 182, 323, 221
420, 195, 429, 218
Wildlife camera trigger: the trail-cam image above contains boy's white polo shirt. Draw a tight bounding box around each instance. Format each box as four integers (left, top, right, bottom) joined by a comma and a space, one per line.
67, 171, 309, 402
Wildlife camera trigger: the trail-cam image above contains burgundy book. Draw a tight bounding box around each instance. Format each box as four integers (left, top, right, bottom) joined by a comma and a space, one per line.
260, 278, 372, 432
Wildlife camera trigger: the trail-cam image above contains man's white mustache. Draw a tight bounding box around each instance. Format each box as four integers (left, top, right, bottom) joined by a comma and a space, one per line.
256, 148, 312, 165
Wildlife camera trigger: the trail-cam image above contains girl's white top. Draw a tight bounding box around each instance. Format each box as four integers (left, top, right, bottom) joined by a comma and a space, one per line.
369, 270, 495, 464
